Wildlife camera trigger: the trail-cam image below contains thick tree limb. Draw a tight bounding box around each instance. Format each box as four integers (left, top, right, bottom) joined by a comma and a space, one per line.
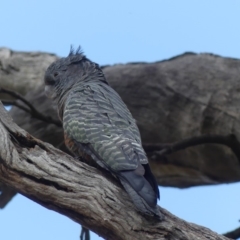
0, 47, 57, 97
224, 226, 240, 239
1, 48, 240, 188
0, 102, 230, 240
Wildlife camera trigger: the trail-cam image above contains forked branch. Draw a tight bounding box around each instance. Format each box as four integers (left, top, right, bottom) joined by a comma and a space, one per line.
0, 88, 61, 127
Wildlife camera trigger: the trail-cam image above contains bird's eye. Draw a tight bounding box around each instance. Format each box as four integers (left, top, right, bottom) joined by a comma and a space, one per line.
54, 72, 59, 77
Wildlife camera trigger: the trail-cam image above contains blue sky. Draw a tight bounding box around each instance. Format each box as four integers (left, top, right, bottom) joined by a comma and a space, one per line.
1, 1, 240, 239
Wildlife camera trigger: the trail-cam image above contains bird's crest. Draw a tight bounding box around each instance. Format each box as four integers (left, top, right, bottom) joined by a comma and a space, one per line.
69, 45, 84, 56
68, 45, 86, 64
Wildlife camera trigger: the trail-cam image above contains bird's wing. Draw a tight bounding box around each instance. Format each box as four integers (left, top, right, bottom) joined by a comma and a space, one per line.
63, 82, 160, 213
63, 82, 147, 171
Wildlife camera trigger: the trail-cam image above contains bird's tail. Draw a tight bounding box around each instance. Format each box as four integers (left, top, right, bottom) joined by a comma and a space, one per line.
119, 171, 162, 219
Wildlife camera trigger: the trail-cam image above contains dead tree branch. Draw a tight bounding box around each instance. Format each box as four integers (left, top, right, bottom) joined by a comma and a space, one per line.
2, 99, 32, 113
144, 134, 240, 163
223, 226, 240, 239
0, 102, 230, 240
0, 87, 61, 127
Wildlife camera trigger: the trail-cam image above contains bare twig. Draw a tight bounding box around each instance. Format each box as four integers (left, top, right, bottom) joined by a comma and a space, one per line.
0, 88, 38, 112
0, 88, 62, 127
223, 226, 240, 239
2, 99, 31, 113
143, 143, 169, 152
144, 134, 240, 163
159, 134, 240, 160
144, 135, 240, 154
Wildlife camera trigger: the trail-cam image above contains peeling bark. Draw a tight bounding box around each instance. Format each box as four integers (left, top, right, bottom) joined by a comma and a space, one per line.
0, 102, 230, 240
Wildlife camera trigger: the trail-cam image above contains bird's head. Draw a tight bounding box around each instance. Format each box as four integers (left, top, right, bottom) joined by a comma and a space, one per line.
44, 46, 104, 101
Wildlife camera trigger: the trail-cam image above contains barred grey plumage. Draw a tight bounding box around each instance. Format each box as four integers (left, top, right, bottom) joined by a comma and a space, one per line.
44, 47, 161, 219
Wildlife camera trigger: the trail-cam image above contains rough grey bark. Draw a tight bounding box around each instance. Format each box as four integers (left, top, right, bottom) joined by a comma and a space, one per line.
0, 102, 230, 240
0, 48, 57, 96
1, 48, 240, 188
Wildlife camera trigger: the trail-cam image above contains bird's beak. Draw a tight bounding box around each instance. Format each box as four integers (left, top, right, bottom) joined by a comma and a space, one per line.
44, 85, 56, 99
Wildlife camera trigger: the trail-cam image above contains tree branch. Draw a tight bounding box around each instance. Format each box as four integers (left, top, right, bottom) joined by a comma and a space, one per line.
223, 226, 240, 239
0, 183, 16, 208
2, 99, 31, 113
144, 134, 240, 163
0, 87, 61, 127
1, 49, 240, 188
0, 102, 230, 239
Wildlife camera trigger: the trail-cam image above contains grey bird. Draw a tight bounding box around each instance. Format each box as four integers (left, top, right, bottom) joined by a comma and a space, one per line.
44, 47, 161, 218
